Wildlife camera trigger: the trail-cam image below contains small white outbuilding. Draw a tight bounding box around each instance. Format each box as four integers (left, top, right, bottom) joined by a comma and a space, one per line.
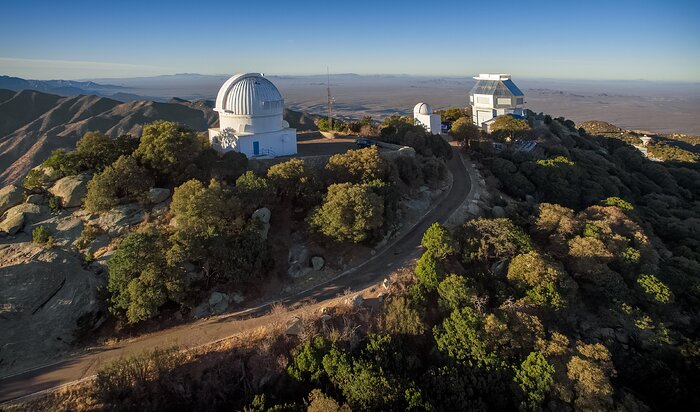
208, 73, 297, 158
413, 102, 441, 135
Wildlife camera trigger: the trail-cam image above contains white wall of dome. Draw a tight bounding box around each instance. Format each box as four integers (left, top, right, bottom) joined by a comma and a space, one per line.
413, 102, 441, 135
209, 73, 297, 158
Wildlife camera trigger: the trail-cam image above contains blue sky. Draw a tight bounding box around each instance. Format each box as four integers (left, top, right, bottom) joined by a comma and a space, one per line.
1, 0, 698, 81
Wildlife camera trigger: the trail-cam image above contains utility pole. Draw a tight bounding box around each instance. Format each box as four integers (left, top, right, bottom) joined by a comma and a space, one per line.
327, 66, 333, 131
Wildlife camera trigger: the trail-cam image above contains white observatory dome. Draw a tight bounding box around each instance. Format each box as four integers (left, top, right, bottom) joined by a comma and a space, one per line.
414, 102, 433, 115
215, 73, 284, 117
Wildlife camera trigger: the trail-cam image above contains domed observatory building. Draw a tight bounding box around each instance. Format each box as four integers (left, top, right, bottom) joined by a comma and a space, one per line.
413, 102, 441, 135
469, 73, 525, 130
208, 73, 297, 157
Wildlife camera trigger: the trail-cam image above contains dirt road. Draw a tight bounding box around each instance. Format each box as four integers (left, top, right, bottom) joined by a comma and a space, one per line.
0, 145, 474, 403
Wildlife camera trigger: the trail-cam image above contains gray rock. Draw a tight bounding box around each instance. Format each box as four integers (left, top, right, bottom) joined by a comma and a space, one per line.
288, 243, 310, 277
311, 256, 325, 271
468, 202, 481, 216
525, 195, 535, 204
492, 205, 506, 218
192, 302, 211, 319
0, 211, 24, 235
252, 207, 271, 224
490, 259, 509, 277
48, 174, 90, 208
6, 203, 47, 226
93, 204, 143, 236
208, 292, 226, 306
212, 299, 229, 314
285, 317, 302, 336
26, 194, 46, 205
230, 291, 245, 304
0, 185, 24, 215
147, 188, 170, 204
346, 294, 365, 308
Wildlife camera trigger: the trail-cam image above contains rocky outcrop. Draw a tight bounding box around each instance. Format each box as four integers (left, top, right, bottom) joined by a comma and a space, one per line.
147, 188, 170, 204
1, 203, 48, 235
0, 210, 24, 235
252, 207, 271, 240
0, 185, 24, 215
48, 174, 89, 208
92, 203, 143, 236
0, 243, 103, 374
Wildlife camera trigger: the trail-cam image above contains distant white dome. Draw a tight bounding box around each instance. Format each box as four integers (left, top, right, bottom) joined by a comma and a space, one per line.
414, 102, 433, 115
215, 73, 284, 117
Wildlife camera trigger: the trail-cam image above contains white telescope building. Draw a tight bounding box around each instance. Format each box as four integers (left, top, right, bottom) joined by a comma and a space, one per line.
413, 102, 441, 135
469, 73, 525, 130
209, 73, 297, 158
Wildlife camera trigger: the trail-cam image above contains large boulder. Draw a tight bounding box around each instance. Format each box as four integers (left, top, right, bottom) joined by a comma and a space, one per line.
252, 208, 271, 240
0, 244, 102, 375
93, 204, 144, 236
148, 188, 170, 204
288, 243, 311, 278
0, 211, 24, 235
252, 207, 271, 224
311, 256, 325, 271
49, 174, 90, 208
0, 185, 24, 215
1, 203, 48, 235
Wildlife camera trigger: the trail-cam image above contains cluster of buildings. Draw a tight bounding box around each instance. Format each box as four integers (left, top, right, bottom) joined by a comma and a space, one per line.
208, 72, 527, 158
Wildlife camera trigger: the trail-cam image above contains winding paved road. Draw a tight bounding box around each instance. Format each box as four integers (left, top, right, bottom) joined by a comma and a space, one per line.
0, 145, 474, 404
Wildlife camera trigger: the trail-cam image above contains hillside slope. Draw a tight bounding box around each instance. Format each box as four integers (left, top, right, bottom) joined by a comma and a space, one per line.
0, 89, 321, 185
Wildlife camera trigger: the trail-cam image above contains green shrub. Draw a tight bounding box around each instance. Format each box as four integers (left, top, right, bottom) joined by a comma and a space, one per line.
421, 222, 456, 258
637, 274, 672, 304
324, 146, 390, 184
415, 252, 445, 290
134, 120, 203, 184
42, 149, 81, 177
514, 351, 554, 411
85, 155, 154, 212
536, 156, 575, 167
308, 183, 384, 243
383, 297, 425, 335
602, 196, 634, 211
457, 218, 533, 263
107, 226, 183, 323
48, 195, 61, 212
32, 226, 51, 244
437, 274, 474, 311
288, 336, 329, 383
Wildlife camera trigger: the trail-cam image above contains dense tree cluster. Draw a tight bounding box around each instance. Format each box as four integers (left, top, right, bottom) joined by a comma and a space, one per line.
379, 115, 452, 159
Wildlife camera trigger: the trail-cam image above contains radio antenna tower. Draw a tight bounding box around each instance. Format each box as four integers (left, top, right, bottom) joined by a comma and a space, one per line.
327, 66, 333, 131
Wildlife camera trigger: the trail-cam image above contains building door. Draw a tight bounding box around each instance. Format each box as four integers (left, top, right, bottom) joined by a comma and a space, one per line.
253, 141, 260, 155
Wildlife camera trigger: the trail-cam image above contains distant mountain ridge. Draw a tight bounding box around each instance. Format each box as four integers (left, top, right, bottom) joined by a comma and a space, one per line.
0, 75, 125, 97
0, 88, 320, 185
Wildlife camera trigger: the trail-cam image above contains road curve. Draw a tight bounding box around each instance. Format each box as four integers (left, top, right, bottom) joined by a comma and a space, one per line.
0, 145, 472, 403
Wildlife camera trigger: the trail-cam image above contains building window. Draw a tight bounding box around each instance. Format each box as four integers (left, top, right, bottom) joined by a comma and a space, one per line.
497, 97, 511, 105
476, 96, 489, 104
516, 98, 524, 105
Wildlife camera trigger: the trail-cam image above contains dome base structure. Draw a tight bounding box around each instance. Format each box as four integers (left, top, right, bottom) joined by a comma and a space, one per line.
413, 102, 441, 135
210, 73, 297, 158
